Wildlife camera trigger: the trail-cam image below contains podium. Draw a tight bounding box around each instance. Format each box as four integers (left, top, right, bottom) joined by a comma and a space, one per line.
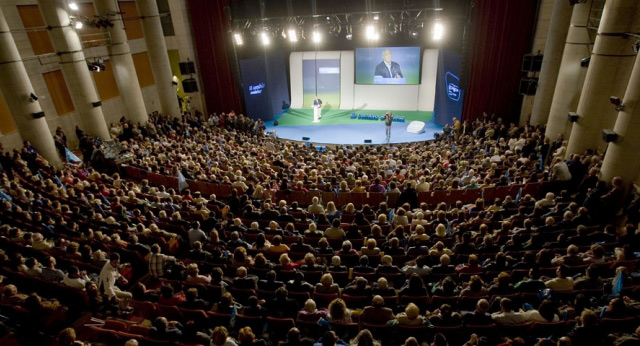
313, 105, 322, 122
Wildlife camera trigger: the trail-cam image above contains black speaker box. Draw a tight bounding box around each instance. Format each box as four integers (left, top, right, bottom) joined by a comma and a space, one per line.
182, 78, 198, 93
519, 78, 538, 95
32, 111, 45, 119
179, 61, 196, 75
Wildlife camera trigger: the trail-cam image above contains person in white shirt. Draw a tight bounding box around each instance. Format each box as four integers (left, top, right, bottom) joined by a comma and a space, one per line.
63, 265, 92, 290
544, 264, 574, 291
551, 158, 572, 182
491, 298, 525, 325
98, 253, 132, 305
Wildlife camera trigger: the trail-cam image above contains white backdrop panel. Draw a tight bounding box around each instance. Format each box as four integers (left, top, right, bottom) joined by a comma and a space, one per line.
353, 85, 420, 110
418, 49, 438, 111
340, 50, 354, 109
314, 51, 341, 59
289, 52, 304, 109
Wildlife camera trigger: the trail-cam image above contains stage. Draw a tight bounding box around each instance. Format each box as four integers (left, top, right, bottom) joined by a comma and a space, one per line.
264, 108, 442, 145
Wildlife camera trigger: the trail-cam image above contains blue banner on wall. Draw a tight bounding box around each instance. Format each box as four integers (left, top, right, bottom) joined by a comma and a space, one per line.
433, 49, 465, 126
239, 52, 290, 121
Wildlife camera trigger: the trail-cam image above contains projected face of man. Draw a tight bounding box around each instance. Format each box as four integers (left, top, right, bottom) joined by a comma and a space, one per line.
383, 49, 392, 64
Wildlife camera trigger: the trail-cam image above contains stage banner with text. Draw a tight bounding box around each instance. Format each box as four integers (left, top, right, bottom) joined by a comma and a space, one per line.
302, 59, 340, 110
433, 49, 465, 126
239, 52, 290, 121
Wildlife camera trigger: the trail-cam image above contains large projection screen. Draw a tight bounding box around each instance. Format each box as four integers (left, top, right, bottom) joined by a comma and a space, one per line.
355, 46, 422, 85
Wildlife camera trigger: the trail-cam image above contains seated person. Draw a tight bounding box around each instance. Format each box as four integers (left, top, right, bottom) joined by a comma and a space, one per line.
394, 303, 431, 326
300, 253, 326, 272
428, 303, 462, 326
371, 277, 397, 297
149, 317, 184, 342
286, 272, 314, 293
258, 270, 285, 292
242, 295, 267, 318
296, 298, 328, 322
265, 287, 299, 319
375, 255, 402, 274
328, 256, 348, 272
360, 238, 381, 257
180, 288, 210, 310
315, 273, 340, 294
459, 275, 489, 298
360, 295, 395, 325
186, 263, 211, 284
491, 298, 525, 325
353, 255, 375, 274
431, 276, 459, 297
462, 299, 492, 325
431, 254, 455, 275
233, 266, 258, 290
544, 264, 574, 291
400, 274, 428, 298
315, 237, 334, 255
342, 277, 372, 298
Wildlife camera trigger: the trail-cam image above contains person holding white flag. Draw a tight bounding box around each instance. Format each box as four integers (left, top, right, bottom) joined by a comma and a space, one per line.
178, 170, 189, 192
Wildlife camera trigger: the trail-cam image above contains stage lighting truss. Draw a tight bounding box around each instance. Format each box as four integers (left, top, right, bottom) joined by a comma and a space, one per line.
231, 7, 443, 46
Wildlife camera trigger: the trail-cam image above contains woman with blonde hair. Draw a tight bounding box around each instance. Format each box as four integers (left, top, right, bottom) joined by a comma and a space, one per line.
278, 253, 298, 270
186, 263, 211, 284
343, 203, 356, 214
326, 201, 341, 222
304, 222, 323, 237
315, 273, 340, 294
339, 180, 350, 192
360, 238, 380, 256
210, 326, 237, 346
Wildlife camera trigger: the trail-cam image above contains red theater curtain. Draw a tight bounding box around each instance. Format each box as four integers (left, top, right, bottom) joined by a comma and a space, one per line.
462, 0, 538, 123
188, 0, 243, 115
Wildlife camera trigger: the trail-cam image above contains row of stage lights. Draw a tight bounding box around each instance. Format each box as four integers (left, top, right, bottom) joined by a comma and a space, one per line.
233, 21, 445, 46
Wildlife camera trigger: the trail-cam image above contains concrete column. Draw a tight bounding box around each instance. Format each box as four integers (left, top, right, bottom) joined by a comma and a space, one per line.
565, 0, 640, 156
37, 0, 110, 140
0, 8, 62, 168
530, 0, 573, 126
136, 0, 181, 118
93, 0, 148, 124
545, 0, 593, 140
600, 53, 640, 188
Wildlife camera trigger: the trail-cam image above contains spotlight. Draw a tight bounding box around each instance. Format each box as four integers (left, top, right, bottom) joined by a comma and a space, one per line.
287, 29, 298, 43
260, 31, 270, 46
346, 33, 353, 40
75, 21, 83, 29
610, 96, 625, 111
69, 2, 78, 10
312, 30, 321, 43
433, 22, 444, 41
373, 14, 379, 21
410, 30, 418, 39
366, 25, 379, 40
233, 32, 243, 45
29, 93, 38, 102
580, 57, 590, 67
602, 129, 618, 143
568, 112, 579, 122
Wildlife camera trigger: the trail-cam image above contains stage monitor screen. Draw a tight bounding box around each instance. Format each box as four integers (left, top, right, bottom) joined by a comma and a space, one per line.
355, 46, 421, 85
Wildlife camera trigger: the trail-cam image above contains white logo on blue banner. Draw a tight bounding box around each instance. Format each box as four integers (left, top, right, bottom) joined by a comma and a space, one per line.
445, 72, 461, 102
249, 82, 265, 95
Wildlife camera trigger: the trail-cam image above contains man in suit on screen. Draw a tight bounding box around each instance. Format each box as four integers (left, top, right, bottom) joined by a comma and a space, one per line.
374, 49, 403, 79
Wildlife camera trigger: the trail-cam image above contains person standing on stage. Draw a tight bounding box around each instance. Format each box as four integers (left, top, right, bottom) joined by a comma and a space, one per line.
313, 96, 323, 122
383, 112, 393, 143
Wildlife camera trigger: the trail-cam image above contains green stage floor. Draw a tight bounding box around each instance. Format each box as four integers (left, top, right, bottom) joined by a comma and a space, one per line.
274, 108, 433, 126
